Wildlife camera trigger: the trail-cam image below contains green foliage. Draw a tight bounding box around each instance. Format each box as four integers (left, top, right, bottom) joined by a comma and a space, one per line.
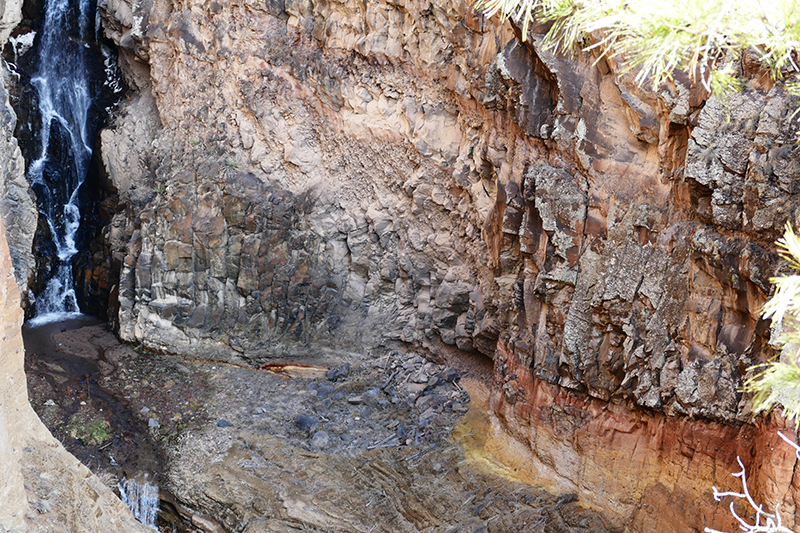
66, 418, 113, 446
474, 0, 800, 94
744, 224, 800, 427
744, 361, 800, 427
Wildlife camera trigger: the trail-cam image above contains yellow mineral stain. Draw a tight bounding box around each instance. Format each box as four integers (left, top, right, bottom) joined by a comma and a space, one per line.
453, 378, 537, 485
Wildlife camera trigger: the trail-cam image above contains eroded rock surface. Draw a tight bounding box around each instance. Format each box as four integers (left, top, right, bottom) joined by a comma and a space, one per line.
0, 64, 36, 298
91, 0, 800, 529
0, 1, 150, 526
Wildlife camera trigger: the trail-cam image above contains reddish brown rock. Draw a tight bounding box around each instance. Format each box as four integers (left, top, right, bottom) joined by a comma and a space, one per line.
93, 0, 800, 527
490, 339, 800, 532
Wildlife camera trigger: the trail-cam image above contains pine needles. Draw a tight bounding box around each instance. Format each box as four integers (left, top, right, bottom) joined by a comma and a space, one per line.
744, 225, 800, 428
475, 0, 800, 96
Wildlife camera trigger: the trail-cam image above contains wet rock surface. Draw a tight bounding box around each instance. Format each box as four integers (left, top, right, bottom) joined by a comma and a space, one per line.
0, 224, 149, 532
0, 60, 36, 299
24, 316, 199, 531
25, 319, 611, 533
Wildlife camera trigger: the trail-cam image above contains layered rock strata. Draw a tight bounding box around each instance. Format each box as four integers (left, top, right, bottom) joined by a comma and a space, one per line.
91, 0, 800, 529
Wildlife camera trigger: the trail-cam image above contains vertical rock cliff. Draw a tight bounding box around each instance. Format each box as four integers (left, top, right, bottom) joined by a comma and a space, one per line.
0, 45, 37, 299
82, 0, 800, 529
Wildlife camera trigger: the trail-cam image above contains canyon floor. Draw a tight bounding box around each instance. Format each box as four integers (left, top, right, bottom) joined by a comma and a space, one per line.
23, 317, 611, 533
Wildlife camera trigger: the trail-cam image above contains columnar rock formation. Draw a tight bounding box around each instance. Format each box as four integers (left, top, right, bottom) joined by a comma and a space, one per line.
87, 0, 800, 529
0, 0, 795, 529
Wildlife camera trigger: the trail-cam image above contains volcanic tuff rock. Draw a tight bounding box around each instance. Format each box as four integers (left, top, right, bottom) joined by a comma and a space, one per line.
0, 63, 36, 297
88, 0, 800, 528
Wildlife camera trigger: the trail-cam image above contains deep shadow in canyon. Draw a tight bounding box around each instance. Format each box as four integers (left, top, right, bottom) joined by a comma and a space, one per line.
22, 316, 190, 531
5, 0, 125, 319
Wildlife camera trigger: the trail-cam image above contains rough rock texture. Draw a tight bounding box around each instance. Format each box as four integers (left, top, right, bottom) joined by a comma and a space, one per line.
161, 361, 609, 533
95, 0, 800, 529
0, 0, 22, 44
0, 217, 29, 532
0, 218, 150, 532
490, 340, 800, 533
0, 64, 36, 298
0, 3, 150, 528
99, 0, 523, 364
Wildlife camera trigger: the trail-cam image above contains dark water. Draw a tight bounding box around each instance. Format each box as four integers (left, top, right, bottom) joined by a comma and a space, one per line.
17, 0, 121, 323
22, 316, 163, 474
22, 317, 176, 530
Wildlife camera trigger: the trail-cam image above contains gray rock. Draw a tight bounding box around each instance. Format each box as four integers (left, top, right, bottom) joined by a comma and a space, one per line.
418, 411, 434, 426
425, 375, 440, 390
216, 419, 233, 427
439, 367, 460, 383
327, 363, 350, 381
410, 369, 429, 383
362, 388, 381, 406
416, 393, 447, 412
148, 418, 160, 428
317, 383, 335, 399
407, 382, 426, 396
310, 431, 330, 450
294, 414, 318, 432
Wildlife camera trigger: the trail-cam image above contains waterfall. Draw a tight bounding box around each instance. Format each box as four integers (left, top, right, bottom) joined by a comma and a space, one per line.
25, 0, 99, 324
118, 477, 160, 529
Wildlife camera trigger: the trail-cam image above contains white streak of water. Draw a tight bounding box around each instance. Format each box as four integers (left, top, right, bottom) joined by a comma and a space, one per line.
9, 31, 36, 64
28, 0, 96, 318
118, 477, 160, 530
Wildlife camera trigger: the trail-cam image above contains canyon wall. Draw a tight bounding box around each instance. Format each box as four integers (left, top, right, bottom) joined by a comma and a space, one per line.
0, 35, 37, 298
87, 0, 800, 529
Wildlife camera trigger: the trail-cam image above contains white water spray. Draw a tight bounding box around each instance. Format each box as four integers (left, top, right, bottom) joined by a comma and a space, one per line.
118, 477, 160, 530
26, 0, 96, 324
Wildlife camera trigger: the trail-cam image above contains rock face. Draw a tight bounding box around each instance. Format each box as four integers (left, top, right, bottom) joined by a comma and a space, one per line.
0, 64, 37, 299
93, 0, 800, 529
0, 3, 150, 529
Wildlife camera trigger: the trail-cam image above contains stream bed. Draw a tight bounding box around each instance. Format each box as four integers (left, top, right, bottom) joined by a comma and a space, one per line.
24, 317, 612, 533
23, 316, 189, 531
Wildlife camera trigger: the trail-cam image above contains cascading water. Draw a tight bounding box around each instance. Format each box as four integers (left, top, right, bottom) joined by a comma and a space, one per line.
22, 0, 111, 324
118, 477, 160, 530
